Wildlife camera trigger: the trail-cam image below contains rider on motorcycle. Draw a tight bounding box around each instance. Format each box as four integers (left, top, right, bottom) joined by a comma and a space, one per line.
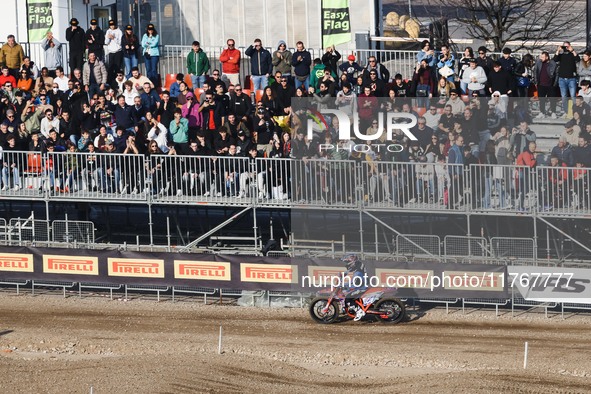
341, 253, 367, 321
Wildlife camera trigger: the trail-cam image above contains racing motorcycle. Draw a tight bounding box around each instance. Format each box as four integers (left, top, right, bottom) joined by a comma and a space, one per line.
309, 287, 406, 324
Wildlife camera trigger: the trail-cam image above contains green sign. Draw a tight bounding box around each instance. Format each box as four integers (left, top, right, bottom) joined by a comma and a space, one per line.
321, 0, 351, 47
27, 0, 53, 42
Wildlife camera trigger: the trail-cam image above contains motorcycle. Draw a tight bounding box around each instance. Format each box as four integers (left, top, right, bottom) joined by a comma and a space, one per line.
309, 287, 406, 324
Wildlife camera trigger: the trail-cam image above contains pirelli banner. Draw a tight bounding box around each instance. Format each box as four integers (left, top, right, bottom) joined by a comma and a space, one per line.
0, 246, 513, 298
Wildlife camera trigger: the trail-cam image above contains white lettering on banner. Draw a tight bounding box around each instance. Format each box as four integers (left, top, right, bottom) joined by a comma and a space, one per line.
306, 110, 418, 141
508, 266, 591, 304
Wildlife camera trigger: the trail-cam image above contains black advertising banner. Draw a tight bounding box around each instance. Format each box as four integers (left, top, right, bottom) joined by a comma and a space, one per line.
0, 247, 510, 298
321, 0, 351, 47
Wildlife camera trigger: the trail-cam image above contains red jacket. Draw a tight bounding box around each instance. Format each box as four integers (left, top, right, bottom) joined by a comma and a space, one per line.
220, 48, 241, 74
0, 75, 16, 87
516, 150, 536, 168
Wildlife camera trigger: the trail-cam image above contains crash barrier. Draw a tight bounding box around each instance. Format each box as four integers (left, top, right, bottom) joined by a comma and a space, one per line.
1, 151, 590, 218
0, 245, 509, 299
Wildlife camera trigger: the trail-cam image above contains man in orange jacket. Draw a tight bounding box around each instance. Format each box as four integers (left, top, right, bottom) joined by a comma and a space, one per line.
220, 38, 241, 87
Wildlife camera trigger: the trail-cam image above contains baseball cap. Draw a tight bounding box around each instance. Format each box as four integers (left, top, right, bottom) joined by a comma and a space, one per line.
109, 20, 116, 26
147, 24, 155, 29
238, 130, 246, 136
186, 91, 194, 98
468, 58, 477, 63
348, 55, 355, 61
90, 19, 98, 25
125, 25, 133, 30
70, 18, 79, 26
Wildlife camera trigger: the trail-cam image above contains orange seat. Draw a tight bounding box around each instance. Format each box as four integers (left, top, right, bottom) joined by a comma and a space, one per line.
415, 107, 427, 116
194, 88, 204, 99
255, 89, 264, 104
27, 153, 42, 174
242, 88, 251, 97
164, 74, 177, 91
184, 74, 193, 89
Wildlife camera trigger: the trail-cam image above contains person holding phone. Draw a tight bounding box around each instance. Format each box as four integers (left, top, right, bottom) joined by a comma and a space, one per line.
554, 41, 580, 117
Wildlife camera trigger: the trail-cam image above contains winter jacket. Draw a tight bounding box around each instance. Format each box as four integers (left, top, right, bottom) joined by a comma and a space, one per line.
169, 118, 189, 143
121, 33, 139, 57
181, 102, 202, 128
534, 59, 557, 87
461, 66, 487, 91
141, 34, 160, 57
321, 49, 341, 77
245, 45, 273, 76
551, 143, 574, 167
65, 26, 86, 53
272, 41, 293, 75
220, 48, 241, 74
85, 27, 105, 55
104, 28, 123, 53
187, 48, 210, 76
0, 43, 24, 69
310, 64, 327, 90
83, 59, 108, 86
41, 38, 63, 70
291, 49, 312, 77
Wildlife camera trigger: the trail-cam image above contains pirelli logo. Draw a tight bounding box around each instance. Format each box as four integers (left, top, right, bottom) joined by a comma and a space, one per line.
174, 261, 231, 281
307, 266, 345, 280
0, 253, 34, 272
43, 255, 99, 275
241, 263, 298, 284
108, 258, 165, 278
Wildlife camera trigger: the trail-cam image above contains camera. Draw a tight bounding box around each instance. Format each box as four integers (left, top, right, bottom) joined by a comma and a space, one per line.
562, 46, 568, 51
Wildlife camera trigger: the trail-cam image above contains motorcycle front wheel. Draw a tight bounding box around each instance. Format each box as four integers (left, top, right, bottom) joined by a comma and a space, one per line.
375, 298, 406, 324
309, 297, 340, 324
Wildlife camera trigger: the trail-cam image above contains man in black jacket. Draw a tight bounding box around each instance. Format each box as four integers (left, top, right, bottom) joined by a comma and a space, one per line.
85, 19, 105, 61
321, 45, 341, 78
487, 61, 513, 96
245, 39, 273, 91
66, 19, 85, 73
554, 42, 580, 117
535, 51, 558, 118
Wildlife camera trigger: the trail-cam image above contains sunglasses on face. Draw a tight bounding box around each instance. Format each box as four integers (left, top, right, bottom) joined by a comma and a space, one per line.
213, 73, 219, 76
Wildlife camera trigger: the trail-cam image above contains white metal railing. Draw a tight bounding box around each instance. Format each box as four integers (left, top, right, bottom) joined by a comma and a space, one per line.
18, 41, 528, 84
0, 151, 590, 217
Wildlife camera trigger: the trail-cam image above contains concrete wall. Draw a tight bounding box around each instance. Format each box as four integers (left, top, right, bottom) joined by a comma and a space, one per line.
2, 0, 371, 51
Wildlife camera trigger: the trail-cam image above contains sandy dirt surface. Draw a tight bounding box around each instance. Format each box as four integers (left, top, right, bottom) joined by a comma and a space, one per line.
0, 291, 590, 393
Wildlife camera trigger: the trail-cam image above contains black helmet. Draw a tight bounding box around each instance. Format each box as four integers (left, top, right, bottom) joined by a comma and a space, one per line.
341, 253, 361, 271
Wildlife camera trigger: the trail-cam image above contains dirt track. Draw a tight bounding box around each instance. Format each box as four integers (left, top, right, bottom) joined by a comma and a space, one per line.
0, 291, 590, 393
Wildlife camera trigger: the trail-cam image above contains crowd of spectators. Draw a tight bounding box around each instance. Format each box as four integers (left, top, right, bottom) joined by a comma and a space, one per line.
0, 20, 589, 211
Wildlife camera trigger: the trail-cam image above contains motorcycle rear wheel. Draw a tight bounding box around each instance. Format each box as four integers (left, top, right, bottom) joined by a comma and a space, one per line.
309, 298, 340, 324
375, 298, 406, 324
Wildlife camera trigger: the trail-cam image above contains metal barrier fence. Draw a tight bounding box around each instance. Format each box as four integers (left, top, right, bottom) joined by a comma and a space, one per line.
444, 235, 488, 258
52, 220, 95, 243
7, 218, 50, 244
490, 237, 536, 261
359, 161, 465, 212
396, 234, 441, 258
1, 151, 591, 219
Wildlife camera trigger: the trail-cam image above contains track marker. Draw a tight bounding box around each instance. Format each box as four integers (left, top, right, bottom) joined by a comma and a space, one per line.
218, 325, 223, 355
524, 341, 529, 369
